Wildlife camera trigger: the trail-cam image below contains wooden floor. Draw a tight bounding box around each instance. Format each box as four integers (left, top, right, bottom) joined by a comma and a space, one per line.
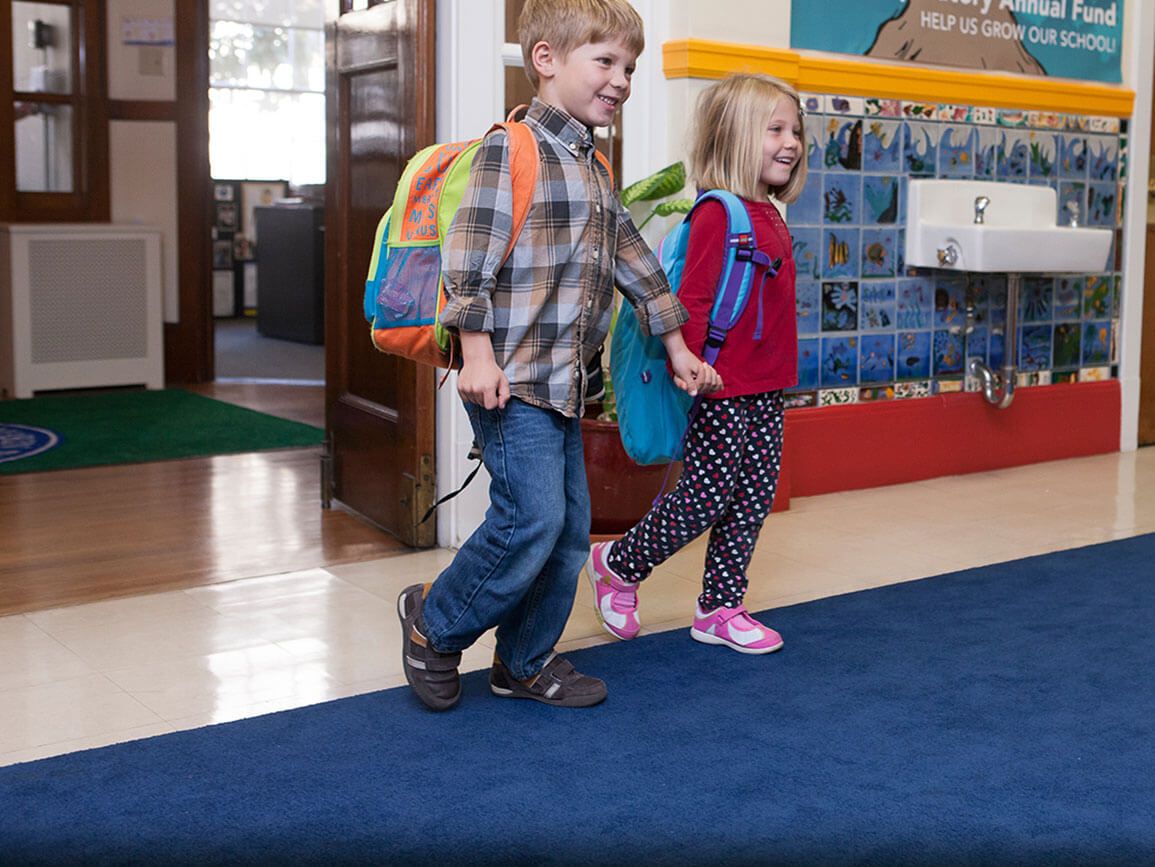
0, 384, 409, 616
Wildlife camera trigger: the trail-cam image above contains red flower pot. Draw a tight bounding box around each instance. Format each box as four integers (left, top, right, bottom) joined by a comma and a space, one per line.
580, 417, 680, 535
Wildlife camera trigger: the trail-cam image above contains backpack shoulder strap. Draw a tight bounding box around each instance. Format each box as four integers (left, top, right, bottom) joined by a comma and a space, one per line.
691, 190, 777, 365
592, 149, 615, 189
488, 121, 540, 262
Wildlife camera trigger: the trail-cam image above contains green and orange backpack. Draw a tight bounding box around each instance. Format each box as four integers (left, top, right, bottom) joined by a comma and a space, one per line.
363, 112, 612, 369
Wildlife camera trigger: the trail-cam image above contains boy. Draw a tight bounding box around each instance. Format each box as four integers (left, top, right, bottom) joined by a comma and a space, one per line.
397, 0, 718, 711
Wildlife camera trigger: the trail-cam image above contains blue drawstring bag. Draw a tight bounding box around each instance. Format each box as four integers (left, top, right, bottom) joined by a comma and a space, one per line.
611, 190, 779, 466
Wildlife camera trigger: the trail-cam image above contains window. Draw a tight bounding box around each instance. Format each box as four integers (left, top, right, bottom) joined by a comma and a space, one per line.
2, 0, 105, 221
11, 1, 75, 192
208, 0, 325, 184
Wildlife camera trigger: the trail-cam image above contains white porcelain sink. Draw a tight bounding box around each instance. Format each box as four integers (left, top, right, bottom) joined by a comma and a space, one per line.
905, 180, 1112, 273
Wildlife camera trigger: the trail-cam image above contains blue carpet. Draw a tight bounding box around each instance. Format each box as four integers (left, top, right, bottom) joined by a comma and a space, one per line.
3, 535, 1154, 865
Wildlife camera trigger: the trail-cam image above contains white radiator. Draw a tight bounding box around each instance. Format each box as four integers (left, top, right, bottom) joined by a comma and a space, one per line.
0, 224, 164, 398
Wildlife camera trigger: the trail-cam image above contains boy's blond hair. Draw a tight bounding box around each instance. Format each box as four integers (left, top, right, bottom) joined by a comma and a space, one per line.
689, 74, 808, 204
519, 0, 645, 89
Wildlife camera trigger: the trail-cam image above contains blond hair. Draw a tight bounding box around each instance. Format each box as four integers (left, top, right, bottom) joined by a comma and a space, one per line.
519, 0, 645, 89
688, 73, 808, 204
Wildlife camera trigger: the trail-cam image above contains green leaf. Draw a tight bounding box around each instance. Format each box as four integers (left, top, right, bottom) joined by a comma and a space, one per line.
654, 198, 695, 217
620, 162, 686, 207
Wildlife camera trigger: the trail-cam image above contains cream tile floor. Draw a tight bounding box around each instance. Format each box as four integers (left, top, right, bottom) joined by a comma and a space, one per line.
3, 449, 1153, 767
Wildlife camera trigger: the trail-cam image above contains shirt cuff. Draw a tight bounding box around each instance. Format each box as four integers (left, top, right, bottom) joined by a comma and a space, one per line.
634, 292, 689, 337
439, 293, 494, 334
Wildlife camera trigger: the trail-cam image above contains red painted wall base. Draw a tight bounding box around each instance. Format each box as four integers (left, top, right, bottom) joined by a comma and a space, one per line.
775, 380, 1121, 505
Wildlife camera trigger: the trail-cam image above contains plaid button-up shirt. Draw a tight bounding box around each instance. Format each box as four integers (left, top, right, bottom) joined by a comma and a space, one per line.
439, 99, 688, 418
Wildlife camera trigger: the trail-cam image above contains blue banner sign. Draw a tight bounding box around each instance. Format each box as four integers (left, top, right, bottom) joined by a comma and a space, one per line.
791, 0, 1123, 84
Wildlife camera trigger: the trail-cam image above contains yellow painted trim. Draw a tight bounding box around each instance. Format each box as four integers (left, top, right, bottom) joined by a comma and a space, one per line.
663, 40, 801, 82
663, 39, 1134, 118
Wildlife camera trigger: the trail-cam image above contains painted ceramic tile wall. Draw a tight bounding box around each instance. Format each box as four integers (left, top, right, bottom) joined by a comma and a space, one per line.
787, 93, 1126, 409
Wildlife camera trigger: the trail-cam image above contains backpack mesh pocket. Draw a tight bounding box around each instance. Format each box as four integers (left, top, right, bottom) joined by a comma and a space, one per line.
374, 245, 443, 327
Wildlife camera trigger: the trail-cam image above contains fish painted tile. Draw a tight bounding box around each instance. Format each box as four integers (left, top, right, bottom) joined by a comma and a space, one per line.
896, 331, 932, 380
822, 228, 860, 279
861, 229, 897, 278
820, 335, 859, 387
859, 333, 896, 383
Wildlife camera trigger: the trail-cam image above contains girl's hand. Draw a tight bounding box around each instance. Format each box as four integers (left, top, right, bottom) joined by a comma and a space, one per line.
693, 360, 723, 394
669, 351, 723, 396
661, 329, 723, 396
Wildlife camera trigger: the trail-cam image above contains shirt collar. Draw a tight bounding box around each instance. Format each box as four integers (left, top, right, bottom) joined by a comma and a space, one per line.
526, 98, 595, 153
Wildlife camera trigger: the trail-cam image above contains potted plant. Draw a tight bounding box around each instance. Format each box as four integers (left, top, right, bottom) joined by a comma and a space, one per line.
583, 162, 694, 534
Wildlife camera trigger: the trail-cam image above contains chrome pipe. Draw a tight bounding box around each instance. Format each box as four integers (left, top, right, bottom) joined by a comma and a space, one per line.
970, 272, 1020, 409
974, 195, 991, 224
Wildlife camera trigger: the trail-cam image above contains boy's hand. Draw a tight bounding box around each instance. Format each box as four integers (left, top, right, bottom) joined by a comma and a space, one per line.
669, 350, 723, 396
457, 331, 510, 409
457, 361, 510, 409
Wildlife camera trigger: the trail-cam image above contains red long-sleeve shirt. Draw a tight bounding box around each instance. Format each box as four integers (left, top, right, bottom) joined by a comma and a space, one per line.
676, 197, 798, 399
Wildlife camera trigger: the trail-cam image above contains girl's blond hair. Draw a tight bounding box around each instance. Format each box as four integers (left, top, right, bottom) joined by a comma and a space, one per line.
519, 0, 645, 88
688, 73, 808, 204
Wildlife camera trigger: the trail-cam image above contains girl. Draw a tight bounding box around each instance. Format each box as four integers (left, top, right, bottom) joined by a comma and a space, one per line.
586, 73, 806, 654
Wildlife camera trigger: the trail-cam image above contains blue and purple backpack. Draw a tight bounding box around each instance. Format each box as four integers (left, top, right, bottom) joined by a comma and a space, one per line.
611, 189, 780, 466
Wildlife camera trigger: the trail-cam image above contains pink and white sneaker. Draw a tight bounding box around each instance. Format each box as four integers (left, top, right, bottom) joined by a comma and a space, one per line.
690, 604, 783, 654
585, 541, 641, 641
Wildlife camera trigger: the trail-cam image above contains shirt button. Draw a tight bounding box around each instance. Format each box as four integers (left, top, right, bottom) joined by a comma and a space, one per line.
569, 142, 578, 152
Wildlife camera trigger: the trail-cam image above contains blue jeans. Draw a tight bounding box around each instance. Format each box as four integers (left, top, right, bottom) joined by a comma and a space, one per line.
421, 398, 591, 680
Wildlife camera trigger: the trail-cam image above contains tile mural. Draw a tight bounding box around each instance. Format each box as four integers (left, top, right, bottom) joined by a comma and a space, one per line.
785, 93, 1125, 405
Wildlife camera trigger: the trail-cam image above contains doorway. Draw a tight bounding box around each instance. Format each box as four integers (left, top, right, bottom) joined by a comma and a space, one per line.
207, 4, 327, 389
209, 179, 325, 385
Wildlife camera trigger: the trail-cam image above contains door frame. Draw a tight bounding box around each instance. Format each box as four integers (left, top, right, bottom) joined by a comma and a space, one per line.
432, 0, 504, 549
1124, 1, 1155, 449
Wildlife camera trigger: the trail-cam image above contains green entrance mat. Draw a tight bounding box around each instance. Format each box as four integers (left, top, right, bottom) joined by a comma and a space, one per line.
0, 389, 323, 475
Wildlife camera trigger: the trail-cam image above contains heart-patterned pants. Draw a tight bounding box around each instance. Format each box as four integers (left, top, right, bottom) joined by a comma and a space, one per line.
606, 390, 785, 610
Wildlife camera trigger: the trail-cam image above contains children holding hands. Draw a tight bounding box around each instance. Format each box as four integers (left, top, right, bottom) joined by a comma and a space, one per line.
397, 0, 720, 711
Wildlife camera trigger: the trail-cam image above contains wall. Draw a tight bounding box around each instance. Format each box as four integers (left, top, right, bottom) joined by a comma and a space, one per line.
794, 97, 1121, 402
668, 0, 789, 51
109, 121, 179, 323
105, 0, 180, 323
655, 0, 793, 173
106, 0, 176, 102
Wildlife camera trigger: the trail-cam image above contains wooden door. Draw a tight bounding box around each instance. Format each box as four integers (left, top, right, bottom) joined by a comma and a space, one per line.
1139, 226, 1155, 445
324, 0, 437, 547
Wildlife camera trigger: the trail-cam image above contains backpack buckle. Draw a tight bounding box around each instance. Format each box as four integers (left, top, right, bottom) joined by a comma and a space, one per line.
729, 232, 757, 261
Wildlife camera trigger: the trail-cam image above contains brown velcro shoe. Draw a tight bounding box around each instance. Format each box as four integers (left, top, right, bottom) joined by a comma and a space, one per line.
489, 652, 607, 708
397, 583, 462, 711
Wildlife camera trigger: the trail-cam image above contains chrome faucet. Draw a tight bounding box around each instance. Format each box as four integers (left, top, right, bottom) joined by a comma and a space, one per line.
974, 195, 991, 225
1065, 197, 1081, 228
937, 243, 959, 267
